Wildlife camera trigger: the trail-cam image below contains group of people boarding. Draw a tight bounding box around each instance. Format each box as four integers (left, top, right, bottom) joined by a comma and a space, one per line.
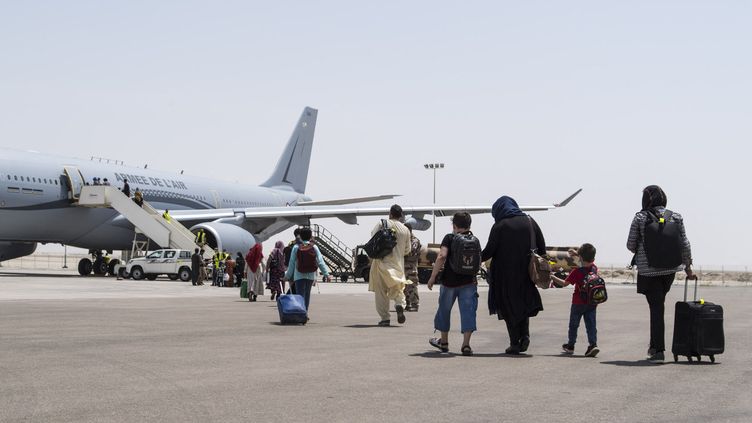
368, 185, 692, 363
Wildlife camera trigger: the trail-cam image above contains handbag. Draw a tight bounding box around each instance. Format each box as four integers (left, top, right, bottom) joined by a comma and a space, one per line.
527, 216, 551, 289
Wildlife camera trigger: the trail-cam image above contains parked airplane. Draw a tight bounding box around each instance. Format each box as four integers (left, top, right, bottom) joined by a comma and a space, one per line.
0, 107, 581, 274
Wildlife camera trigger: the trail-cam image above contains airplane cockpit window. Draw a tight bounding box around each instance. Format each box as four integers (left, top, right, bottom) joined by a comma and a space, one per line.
164, 251, 176, 259
146, 251, 163, 259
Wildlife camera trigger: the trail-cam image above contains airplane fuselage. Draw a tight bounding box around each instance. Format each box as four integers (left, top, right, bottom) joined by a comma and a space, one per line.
0, 148, 310, 250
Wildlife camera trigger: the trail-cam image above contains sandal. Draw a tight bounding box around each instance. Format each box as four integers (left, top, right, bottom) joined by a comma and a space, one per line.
429, 338, 449, 353
461, 345, 473, 356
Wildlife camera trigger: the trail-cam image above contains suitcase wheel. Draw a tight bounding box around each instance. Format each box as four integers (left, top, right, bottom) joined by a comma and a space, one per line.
710, 355, 715, 363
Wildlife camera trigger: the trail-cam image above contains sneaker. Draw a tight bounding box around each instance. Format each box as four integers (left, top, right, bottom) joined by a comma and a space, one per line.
429, 337, 449, 353
377, 320, 390, 327
562, 344, 575, 355
395, 305, 406, 324
648, 351, 665, 364
585, 345, 600, 357
647, 347, 656, 359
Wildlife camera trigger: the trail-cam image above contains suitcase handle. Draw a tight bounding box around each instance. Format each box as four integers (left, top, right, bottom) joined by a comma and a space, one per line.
683, 275, 699, 302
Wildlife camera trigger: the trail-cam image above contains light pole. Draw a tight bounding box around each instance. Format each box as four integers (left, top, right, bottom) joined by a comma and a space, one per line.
423, 162, 445, 243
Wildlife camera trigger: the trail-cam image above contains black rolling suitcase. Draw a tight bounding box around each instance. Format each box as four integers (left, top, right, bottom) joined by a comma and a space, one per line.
671, 276, 724, 363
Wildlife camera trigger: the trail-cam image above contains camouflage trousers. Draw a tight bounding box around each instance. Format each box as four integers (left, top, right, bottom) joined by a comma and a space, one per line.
404, 275, 420, 310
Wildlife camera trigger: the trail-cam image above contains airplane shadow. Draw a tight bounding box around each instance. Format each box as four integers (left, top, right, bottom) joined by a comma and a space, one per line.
0, 272, 79, 278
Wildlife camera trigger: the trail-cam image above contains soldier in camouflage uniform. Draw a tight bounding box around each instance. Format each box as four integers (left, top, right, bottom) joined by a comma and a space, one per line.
403, 224, 421, 311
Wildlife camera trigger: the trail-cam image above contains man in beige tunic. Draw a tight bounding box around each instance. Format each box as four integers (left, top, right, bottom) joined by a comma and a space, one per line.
368, 205, 412, 326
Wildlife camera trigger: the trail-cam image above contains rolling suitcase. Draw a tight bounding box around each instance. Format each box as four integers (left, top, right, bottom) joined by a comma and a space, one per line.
671, 276, 724, 363
240, 280, 248, 299
277, 293, 307, 325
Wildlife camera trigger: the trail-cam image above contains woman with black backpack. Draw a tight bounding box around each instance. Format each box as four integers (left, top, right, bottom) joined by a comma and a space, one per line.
627, 185, 694, 363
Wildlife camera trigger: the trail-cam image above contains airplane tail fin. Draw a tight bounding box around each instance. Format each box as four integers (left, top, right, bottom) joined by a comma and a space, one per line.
261, 107, 318, 193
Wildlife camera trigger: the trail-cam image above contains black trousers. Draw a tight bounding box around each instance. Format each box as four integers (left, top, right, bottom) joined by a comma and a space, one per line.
639, 273, 675, 352
505, 317, 530, 347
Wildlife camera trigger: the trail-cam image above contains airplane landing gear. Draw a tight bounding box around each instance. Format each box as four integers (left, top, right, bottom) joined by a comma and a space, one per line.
78, 258, 93, 276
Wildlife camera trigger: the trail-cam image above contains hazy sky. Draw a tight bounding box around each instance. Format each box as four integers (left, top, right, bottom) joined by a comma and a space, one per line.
1, 1, 749, 267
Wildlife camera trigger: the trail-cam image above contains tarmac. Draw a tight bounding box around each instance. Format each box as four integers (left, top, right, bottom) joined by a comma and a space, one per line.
1, 270, 750, 423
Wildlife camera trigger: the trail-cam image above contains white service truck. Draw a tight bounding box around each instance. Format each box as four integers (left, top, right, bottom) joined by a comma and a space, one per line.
124, 249, 194, 281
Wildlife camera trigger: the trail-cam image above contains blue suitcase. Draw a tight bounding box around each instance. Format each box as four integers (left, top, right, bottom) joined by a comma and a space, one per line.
277, 294, 307, 325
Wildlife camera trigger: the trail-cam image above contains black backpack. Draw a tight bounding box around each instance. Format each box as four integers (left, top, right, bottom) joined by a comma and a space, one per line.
363, 219, 398, 259
644, 209, 683, 268
283, 242, 294, 266
448, 232, 481, 275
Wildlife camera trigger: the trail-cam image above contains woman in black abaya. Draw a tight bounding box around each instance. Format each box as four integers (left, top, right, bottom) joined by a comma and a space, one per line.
482, 196, 545, 354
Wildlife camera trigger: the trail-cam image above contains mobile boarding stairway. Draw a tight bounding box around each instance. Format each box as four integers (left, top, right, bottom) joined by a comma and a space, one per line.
311, 224, 357, 282
76, 185, 211, 260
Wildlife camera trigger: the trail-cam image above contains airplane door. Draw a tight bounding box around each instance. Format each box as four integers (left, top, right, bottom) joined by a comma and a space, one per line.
63, 166, 85, 200
209, 190, 221, 208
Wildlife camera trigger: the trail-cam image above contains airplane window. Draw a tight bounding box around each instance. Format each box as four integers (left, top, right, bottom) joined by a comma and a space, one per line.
6, 175, 9, 180
55, 180, 58, 185
14, 176, 18, 180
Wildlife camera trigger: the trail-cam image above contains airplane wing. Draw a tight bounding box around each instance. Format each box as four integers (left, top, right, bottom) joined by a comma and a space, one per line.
170, 189, 582, 227
296, 194, 401, 206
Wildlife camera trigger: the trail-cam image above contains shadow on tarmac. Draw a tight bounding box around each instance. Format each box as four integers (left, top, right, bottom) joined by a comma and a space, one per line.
343, 324, 399, 329
600, 360, 661, 367
409, 352, 534, 359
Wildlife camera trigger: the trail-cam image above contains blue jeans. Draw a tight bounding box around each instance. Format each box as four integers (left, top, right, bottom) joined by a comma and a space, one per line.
568, 304, 597, 346
294, 279, 314, 313
434, 284, 478, 333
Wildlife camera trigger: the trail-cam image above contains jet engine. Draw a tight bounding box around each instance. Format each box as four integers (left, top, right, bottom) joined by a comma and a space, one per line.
404, 216, 431, 231
0, 242, 37, 262
190, 222, 256, 255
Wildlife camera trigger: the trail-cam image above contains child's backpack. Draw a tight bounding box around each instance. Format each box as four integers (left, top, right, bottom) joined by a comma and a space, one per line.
363, 219, 398, 259
643, 209, 683, 268
448, 232, 482, 275
580, 267, 608, 305
296, 244, 318, 273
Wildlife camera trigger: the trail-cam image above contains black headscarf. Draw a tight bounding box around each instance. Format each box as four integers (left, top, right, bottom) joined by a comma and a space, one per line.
642, 185, 667, 211
491, 196, 526, 222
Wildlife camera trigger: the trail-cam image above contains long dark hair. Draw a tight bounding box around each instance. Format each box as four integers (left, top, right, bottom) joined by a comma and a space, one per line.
641, 185, 667, 211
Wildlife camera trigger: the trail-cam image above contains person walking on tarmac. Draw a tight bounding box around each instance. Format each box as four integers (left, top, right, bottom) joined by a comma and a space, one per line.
368, 205, 412, 327
162, 210, 171, 222
403, 223, 422, 312
191, 248, 202, 286
245, 244, 265, 301
234, 252, 245, 287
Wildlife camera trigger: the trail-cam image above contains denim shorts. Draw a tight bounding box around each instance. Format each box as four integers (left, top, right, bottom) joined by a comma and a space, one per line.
433, 283, 478, 333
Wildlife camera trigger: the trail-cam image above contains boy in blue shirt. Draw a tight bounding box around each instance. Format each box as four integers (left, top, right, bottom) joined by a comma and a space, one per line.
551, 243, 600, 358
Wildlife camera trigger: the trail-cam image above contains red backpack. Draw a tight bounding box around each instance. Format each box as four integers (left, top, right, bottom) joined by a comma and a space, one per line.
296, 244, 318, 273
